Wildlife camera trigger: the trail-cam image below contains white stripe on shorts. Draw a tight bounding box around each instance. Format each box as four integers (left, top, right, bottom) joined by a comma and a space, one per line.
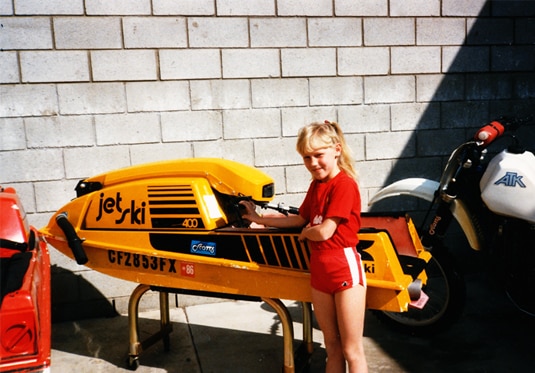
344, 247, 366, 288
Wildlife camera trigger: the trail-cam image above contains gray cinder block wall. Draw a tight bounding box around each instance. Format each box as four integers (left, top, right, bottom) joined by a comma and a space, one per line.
1, 0, 534, 320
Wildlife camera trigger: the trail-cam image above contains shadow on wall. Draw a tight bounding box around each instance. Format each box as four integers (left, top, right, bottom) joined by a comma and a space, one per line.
367, 2, 535, 371
372, 0, 535, 203
366, 0, 535, 327
368, 0, 535, 294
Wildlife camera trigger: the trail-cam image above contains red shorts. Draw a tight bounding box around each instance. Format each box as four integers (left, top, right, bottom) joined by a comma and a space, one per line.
310, 247, 366, 294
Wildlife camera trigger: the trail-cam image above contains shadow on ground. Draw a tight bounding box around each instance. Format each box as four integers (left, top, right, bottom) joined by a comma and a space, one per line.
51, 265, 535, 372
365, 269, 535, 373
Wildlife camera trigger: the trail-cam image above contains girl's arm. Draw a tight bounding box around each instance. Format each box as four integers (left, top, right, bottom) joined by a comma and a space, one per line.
299, 217, 340, 242
240, 200, 307, 229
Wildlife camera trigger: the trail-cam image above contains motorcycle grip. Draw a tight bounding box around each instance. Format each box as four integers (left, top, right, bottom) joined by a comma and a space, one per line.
56, 212, 88, 265
287, 206, 300, 215
474, 120, 505, 146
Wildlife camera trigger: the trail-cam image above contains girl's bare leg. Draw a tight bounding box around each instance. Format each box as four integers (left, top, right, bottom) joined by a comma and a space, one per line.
335, 284, 368, 373
312, 288, 346, 373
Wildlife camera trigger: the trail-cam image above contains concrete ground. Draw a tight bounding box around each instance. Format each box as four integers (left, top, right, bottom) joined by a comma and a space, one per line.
50, 269, 535, 373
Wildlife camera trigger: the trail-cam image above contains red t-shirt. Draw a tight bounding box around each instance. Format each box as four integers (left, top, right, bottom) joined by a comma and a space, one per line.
299, 171, 361, 251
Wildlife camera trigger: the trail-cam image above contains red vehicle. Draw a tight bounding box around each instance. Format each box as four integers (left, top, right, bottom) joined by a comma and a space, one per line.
0, 187, 51, 373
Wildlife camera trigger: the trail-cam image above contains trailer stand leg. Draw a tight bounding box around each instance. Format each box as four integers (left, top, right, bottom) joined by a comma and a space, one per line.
159, 290, 171, 352
126, 284, 173, 370
302, 302, 314, 354
291, 302, 314, 371
261, 297, 295, 373
127, 284, 150, 370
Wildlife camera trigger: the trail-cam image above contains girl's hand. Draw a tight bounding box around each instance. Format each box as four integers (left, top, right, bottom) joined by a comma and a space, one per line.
298, 225, 310, 242
239, 200, 260, 222
298, 229, 306, 242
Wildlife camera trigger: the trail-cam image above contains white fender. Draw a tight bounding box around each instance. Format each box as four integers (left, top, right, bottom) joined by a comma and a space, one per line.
369, 178, 482, 251
369, 178, 438, 204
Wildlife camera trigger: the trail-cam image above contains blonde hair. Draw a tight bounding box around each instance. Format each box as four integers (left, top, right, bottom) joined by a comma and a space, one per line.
296, 120, 358, 181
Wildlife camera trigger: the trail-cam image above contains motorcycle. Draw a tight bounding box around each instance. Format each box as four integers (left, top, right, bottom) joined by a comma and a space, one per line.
369, 116, 535, 331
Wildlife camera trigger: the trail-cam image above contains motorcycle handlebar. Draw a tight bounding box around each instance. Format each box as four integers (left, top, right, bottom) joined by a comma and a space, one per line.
435, 115, 532, 203
262, 202, 299, 216
474, 121, 505, 146
474, 116, 533, 147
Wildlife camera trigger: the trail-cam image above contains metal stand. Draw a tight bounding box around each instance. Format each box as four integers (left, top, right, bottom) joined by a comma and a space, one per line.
127, 284, 172, 370
126, 284, 314, 372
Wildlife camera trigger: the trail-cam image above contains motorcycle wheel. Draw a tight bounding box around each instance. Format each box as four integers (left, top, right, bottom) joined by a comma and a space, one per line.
499, 220, 535, 317
372, 248, 465, 335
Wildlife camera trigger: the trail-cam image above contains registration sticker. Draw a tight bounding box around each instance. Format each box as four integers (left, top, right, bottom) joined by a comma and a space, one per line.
181, 262, 195, 278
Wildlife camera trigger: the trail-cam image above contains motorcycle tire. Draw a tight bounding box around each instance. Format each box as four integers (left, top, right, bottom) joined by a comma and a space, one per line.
497, 219, 535, 317
371, 247, 465, 335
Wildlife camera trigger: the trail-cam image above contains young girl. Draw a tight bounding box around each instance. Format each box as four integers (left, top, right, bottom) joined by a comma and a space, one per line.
240, 121, 368, 373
